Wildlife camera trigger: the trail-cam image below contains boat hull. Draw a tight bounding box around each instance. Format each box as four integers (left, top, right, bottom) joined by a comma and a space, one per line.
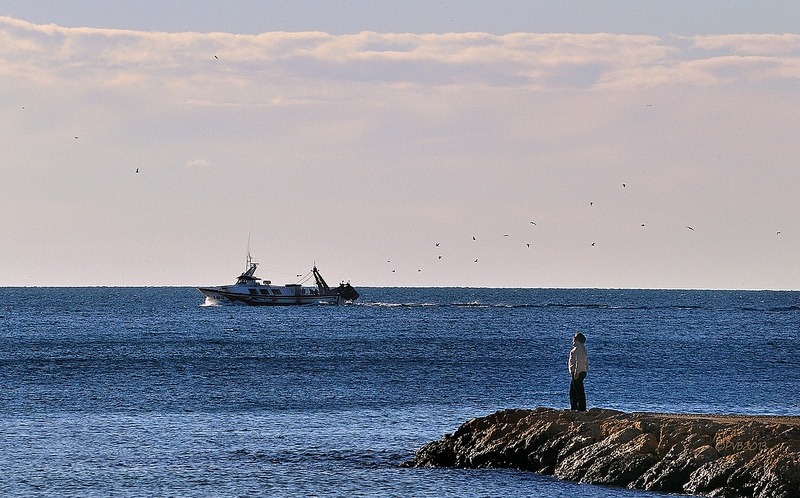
197, 287, 342, 306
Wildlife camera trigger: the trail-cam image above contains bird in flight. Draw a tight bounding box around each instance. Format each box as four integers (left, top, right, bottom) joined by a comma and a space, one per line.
686, 226, 694, 231
474, 259, 478, 263
530, 221, 536, 225
589, 201, 593, 206
435, 242, 440, 247
214, 55, 218, 59
591, 242, 596, 246
472, 236, 476, 240
526, 243, 530, 248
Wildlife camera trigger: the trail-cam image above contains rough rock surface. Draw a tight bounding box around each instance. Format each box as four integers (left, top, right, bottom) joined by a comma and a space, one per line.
402, 408, 800, 498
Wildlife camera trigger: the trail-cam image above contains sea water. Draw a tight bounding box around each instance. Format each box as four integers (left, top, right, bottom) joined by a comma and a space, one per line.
0, 287, 798, 497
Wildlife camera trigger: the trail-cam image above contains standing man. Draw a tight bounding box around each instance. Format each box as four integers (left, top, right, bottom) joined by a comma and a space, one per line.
568, 333, 588, 411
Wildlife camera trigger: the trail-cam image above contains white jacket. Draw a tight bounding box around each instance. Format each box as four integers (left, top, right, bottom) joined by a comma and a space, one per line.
568, 341, 588, 378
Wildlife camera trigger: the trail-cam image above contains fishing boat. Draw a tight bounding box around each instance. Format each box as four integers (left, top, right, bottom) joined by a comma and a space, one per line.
197, 254, 359, 306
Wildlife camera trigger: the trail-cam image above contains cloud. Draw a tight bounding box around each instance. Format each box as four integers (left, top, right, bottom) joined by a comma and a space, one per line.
691, 34, 800, 55
3, 16, 800, 97
185, 158, 211, 168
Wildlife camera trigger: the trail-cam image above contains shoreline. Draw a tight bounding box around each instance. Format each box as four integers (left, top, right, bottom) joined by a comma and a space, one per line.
403, 407, 800, 497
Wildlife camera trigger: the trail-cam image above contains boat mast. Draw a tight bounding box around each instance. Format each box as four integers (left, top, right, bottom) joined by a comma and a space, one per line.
313, 266, 330, 292
246, 227, 253, 273
242, 231, 259, 279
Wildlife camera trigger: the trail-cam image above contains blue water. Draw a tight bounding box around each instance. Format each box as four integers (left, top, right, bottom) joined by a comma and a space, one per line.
0, 287, 798, 497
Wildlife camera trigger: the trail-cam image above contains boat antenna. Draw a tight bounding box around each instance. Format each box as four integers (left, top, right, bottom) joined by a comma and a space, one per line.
246, 223, 253, 272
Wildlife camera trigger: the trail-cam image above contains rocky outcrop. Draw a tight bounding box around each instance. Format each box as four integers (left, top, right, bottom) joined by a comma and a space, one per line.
402, 408, 800, 498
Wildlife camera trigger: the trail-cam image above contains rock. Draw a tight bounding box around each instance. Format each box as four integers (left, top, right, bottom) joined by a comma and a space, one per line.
403, 408, 800, 497
631, 434, 719, 492
685, 451, 751, 496
584, 432, 659, 486
556, 426, 647, 484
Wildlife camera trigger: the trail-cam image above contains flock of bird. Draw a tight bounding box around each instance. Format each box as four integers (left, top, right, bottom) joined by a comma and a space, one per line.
382, 181, 786, 275
53, 94, 784, 278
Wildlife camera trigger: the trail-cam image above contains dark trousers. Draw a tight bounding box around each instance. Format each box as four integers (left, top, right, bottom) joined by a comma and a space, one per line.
570, 372, 586, 411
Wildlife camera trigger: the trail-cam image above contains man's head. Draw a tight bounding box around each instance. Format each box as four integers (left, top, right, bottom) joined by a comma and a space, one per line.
574, 333, 586, 344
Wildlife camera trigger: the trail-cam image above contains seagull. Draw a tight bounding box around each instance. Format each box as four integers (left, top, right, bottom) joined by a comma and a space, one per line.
777, 231, 781, 235
640, 223, 645, 227
135, 168, 139, 174
591, 242, 596, 246
590, 201, 593, 206
474, 259, 478, 263
503, 234, 509, 237
530, 221, 536, 225
686, 226, 694, 231
622, 183, 626, 188
435, 242, 440, 247
647, 104, 652, 107
472, 236, 476, 240
74, 136, 78, 139
438, 255, 442, 260
214, 55, 218, 59
526, 243, 530, 248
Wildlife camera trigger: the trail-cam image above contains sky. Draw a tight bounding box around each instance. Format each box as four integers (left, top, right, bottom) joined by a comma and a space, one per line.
1, 2, 799, 289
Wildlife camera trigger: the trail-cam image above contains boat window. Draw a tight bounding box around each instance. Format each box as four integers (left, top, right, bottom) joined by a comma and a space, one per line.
259, 289, 270, 295
272, 289, 282, 295
248, 289, 258, 295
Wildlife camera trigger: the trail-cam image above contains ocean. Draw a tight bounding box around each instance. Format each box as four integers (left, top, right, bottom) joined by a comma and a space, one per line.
1, 287, 798, 497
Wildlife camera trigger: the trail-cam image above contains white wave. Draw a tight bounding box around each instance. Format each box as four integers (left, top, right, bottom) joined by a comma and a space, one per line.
200, 296, 225, 307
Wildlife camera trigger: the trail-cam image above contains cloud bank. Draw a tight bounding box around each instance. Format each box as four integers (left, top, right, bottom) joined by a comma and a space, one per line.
3, 17, 799, 94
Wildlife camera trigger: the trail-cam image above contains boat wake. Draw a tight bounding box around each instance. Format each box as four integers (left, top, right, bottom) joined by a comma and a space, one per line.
358, 301, 440, 308
201, 296, 225, 307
